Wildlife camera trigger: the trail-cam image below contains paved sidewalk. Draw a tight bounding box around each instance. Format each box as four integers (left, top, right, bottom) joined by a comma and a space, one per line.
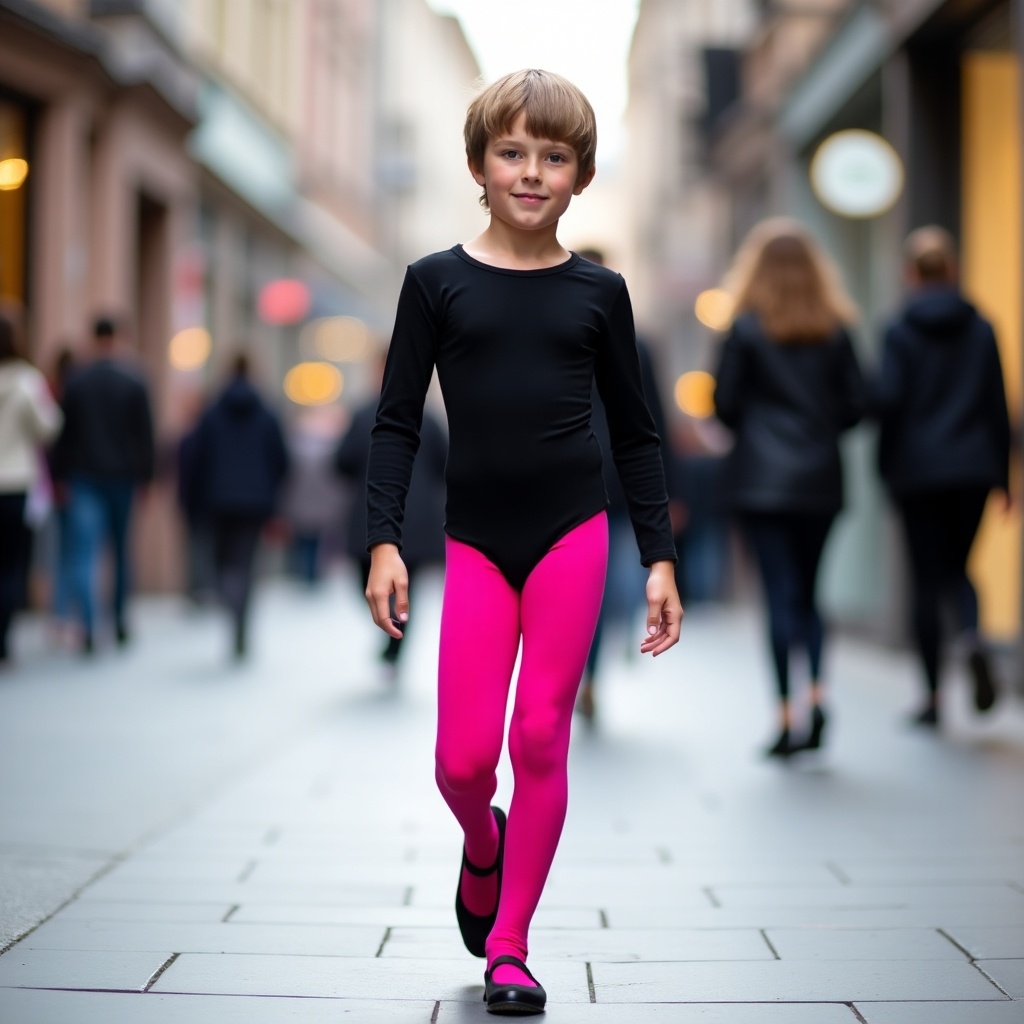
1, 570, 1023, 1022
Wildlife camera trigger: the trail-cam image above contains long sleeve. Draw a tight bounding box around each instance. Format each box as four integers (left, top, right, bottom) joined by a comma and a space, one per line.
366, 267, 439, 552
593, 279, 676, 565
712, 328, 745, 429
983, 323, 1012, 493
23, 368, 63, 445
834, 329, 867, 431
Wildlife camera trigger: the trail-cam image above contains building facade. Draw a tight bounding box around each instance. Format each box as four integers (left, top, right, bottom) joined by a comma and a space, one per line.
627, 0, 1022, 663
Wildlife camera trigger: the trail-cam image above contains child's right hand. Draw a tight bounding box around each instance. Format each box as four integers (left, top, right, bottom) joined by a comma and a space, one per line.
365, 543, 409, 639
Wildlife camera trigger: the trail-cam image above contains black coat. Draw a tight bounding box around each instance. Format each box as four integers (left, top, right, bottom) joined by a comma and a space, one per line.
335, 399, 447, 567
184, 378, 289, 520
713, 314, 866, 513
874, 287, 1010, 498
53, 358, 155, 483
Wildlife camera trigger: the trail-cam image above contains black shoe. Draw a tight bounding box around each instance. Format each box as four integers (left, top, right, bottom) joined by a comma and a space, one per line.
455, 806, 506, 958
968, 649, 997, 713
484, 955, 547, 1015
804, 706, 827, 751
765, 728, 797, 758
910, 703, 939, 727
114, 622, 129, 647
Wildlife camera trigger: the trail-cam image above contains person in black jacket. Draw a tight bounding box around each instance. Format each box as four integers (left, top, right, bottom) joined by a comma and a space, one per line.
714, 218, 866, 758
875, 226, 1011, 727
53, 316, 155, 654
335, 349, 447, 681
183, 353, 289, 658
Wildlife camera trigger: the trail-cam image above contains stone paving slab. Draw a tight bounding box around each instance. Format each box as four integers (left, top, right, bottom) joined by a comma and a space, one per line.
764, 926, 967, 960
0, 989, 438, 1022
150, 953, 589, 1002
978, 959, 1024, 997
707, 883, 1024, 909
78, 877, 411, 906
56, 900, 235, 923
21, 920, 387, 958
383, 926, 774, 962
589, 959, 1007, 1002
946, 926, 1024, 959
0, 947, 171, 991
856, 1001, 1024, 1023
437, 1001, 860, 1022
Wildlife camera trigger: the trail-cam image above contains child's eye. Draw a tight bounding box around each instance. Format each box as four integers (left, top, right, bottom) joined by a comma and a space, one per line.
502, 150, 519, 159
548, 153, 566, 163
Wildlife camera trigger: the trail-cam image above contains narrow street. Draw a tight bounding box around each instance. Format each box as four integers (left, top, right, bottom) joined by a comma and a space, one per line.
0, 571, 1022, 1022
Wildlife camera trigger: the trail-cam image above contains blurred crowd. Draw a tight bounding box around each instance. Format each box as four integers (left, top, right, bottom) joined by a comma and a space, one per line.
0, 219, 1015, 759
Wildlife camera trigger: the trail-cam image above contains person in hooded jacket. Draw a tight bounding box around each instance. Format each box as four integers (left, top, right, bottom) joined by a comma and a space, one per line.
875, 226, 1011, 727
0, 311, 63, 664
713, 219, 866, 758
184, 352, 289, 658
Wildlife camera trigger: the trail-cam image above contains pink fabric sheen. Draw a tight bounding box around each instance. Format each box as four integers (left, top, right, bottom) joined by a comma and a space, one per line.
435, 513, 609, 977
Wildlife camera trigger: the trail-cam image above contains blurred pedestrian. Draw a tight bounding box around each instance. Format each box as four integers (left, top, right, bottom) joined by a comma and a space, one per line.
713, 218, 865, 758
365, 70, 681, 1013
0, 311, 63, 665
282, 407, 346, 587
574, 247, 677, 723
175, 389, 214, 606
183, 352, 288, 658
52, 316, 155, 654
874, 226, 1012, 727
335, 349, 446, 681
45, 346, 77, 637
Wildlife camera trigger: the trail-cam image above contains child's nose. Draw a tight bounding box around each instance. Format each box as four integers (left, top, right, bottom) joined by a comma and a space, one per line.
522, 157, 542, 179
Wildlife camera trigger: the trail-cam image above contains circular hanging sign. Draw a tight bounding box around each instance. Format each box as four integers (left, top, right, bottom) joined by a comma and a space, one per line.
810, 130, 904, 218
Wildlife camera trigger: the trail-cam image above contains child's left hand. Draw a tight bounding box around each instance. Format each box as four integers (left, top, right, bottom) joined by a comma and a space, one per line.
640, 561, 683, 656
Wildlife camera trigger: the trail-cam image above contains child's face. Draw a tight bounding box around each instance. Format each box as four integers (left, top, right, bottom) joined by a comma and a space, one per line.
470, 113, 593, 235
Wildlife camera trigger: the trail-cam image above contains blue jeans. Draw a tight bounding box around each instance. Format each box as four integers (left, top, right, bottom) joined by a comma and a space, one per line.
68, 477, 135, 638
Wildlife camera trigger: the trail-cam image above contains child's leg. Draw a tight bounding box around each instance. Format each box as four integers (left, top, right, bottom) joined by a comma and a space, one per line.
487, 513, 608, 980
435, 538, 522, 914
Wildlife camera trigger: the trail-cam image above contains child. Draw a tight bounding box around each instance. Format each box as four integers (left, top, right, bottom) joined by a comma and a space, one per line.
365, 69, 682, 1014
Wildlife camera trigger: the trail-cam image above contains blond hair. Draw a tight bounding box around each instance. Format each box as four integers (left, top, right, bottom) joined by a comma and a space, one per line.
723, 218, 858, 342
904, 225, 957, 283
464, 69, 597, 208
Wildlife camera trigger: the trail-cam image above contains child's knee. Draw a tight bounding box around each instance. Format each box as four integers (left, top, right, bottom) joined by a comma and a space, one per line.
435, 750, 496, 794
509, 707, 569, 776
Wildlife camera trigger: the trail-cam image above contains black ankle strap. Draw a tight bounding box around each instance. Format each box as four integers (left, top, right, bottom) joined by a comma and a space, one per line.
488, 955, 537, 983
462, 848, 499, 876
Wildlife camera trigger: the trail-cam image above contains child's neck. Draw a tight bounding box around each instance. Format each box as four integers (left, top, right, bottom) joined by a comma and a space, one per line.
462, 220, 570, 271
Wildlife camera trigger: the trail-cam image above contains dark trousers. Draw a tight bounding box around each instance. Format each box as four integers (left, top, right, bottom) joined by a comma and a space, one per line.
67, 477, 135, 639
212, 515, 264, 645
0, 493, 31, 661
898, 486, 989, 696
739, 510, 836, 700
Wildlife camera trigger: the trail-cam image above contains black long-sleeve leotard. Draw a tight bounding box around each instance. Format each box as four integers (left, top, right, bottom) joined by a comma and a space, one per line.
367, 245, 676, 590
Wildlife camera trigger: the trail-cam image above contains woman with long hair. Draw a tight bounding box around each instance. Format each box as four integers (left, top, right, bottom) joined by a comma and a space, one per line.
713, 218, 866, 757
0, 311, 63, 664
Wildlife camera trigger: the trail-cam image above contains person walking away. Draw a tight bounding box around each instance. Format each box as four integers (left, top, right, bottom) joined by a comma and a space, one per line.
52, 316, 154, 654
713, 218, 866, 758
335, 348, 446, 682
184, 353, 288, 658
574, 248, 677, 723
0, 312, 63, 665
874, 226, 1012, 727
364, 70, 682, 1014
282, 407, 346, 587
45, 346, 77, 640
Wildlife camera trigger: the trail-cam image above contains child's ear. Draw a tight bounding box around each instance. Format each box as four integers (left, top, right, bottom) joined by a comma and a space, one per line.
573, 165, 597, 196
467, 156, 486, 187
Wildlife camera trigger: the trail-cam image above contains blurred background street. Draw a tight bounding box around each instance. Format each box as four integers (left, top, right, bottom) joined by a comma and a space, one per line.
0, 0, 1023, 1020
0, 573, 1023, 1020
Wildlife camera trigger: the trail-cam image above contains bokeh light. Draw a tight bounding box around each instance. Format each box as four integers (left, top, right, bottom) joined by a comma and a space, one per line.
674, 370, 716, 419
168, 327, 212, 371
284, 361, 344, 405
0, 158, 28, 191
313, 316, 372, 362
258, 279, 310, 325
694, 288, 734, 331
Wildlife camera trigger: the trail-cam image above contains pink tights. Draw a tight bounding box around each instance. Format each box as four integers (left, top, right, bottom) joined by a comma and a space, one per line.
434, 513, 608, 986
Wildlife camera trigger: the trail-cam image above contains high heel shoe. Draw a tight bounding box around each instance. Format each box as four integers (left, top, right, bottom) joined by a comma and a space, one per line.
804, 705, 826, 751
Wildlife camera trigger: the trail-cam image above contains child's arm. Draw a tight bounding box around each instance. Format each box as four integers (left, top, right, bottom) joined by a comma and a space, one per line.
366, 542, 409, 639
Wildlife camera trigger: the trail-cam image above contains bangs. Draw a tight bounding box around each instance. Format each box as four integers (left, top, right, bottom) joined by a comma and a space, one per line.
466, 69, 597, 180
